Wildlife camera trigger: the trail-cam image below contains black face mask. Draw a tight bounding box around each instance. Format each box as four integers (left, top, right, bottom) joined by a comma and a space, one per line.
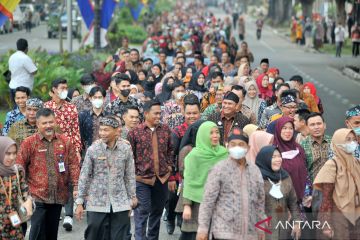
121, 89, 131, 97
167, 83, 175, 91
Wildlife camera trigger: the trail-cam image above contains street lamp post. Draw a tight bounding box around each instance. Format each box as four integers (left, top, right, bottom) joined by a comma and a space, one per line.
67, 0, 73, 52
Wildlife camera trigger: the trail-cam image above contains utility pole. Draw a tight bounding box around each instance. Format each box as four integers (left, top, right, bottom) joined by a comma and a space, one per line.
94, 0, 101, 50
66, 0, 73, 52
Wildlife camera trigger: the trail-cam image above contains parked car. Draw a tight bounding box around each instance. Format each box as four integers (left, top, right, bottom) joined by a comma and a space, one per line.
12, 6, 25, 30
47, 11, 81, 38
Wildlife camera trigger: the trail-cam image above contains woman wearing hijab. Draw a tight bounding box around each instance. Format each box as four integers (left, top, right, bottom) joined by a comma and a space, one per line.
314, 128, 360, 239
273, 116, 309, 202
233, 62, 251, 86
181, 121, 228, 240
255, 145, 301, 240
0, 137, 32, 239
246, 130, 274, 162
188, 72, 207, 101
182, 67, 195, 89
155, 76, 176, 104
243, 80, 267, 124
303, 82, 323, 114
256, 74, 273, 105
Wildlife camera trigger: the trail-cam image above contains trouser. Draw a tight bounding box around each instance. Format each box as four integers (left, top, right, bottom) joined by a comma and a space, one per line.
84, 207, 131, 240
166, 185, 179, 223
353, 42, 360, 57
302, 206, 315, 239
29, 202, 62, 240
26, 21, 31, 32
239, 34, 244, 41
134, 179, 168, 240
336, 41, 343, 57
305, 36, 312, 48
256, 29, 261, 40
64, 183, 73, 217
179, 232, 196, 240
10, 88, 16, 106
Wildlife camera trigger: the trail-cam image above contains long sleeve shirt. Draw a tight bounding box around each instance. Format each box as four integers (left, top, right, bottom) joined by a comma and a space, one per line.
198, 158, 266, 240
44, 100, 82, 152
16, 133, 80, 205
128, 123, 174, 185
2, 107, 25, 136
76, 139, 136, 213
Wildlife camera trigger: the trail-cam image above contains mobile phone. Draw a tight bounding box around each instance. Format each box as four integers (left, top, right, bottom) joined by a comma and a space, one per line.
113, 54, 120, 62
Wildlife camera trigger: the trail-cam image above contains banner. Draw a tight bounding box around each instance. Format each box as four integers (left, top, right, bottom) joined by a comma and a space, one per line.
0, 0, 21, 27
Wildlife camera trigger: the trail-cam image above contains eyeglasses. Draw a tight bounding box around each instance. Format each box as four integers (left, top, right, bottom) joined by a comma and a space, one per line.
283, 105, 298, 110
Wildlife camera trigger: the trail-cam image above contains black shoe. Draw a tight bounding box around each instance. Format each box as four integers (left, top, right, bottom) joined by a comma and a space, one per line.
167, 220, 175, 235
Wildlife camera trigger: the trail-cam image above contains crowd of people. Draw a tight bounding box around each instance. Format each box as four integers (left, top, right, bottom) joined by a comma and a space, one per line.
1, 2, 360, 240
289, 14, 360, 58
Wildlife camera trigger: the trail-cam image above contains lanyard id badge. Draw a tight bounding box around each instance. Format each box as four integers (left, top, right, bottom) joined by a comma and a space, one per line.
9, 211, 21, 227
58, 154, 66, 173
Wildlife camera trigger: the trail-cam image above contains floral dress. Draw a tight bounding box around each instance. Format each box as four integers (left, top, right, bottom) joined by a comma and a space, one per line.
0, 168, 28, 240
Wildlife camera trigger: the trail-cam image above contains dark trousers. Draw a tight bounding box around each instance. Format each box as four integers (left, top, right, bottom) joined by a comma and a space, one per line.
179, 232, 196, 240
10, 88, 16, 106
29, 202, 62, 240
64, 183, 73, 217
26, 21, 31, 32
336, 41, 343, 57
256, 29, 262, 40
353, 42, 360, 57
166, 187, 179, 222
134, 179, 168, 240
85, 208, 131, 240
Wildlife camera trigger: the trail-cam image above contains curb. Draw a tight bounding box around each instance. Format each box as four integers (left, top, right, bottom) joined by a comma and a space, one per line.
343, 67, 360, 81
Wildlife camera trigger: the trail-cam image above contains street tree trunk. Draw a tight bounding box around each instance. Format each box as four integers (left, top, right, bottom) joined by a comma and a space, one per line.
300, 0, 315, 19
94, 0, 101, 50
267, 0, 292, 26
335, 0, 346, 25
59, 1, 65, 53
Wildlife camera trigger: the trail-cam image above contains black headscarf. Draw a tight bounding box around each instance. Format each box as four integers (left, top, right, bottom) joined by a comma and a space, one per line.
255, 145, 289, 182
126, 69, 139, 84
156, 77, 178, 104
179, 120, 206, 151
143, 74, 157, 92
188, 72, 207, 92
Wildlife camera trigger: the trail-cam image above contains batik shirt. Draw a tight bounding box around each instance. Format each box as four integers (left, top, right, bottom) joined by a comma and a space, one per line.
8, 118, 37, 147
76, 139, 136, 213
161, 99, 185, 129
72, 95, 93, 112
104, 96, 144, 121
259, 102, 282, 129
2, 107, 25, 136
44, 100, 82, 152
301, 135, 332, 182
16, 133, 80, 205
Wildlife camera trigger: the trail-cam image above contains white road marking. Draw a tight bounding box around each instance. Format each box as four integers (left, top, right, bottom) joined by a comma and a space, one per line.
260, 40, 276, 53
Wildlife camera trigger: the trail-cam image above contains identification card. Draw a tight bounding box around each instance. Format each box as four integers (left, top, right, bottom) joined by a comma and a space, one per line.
98, 156, 107, 161
9, 211, 21, 227
38, 149, 47, 152
59, 162, 66, 173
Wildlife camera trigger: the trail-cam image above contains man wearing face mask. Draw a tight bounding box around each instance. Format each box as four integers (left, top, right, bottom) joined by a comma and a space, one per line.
79, 86, 107, 154
72, 73, 97, 112
345, 105, 360, 160
207, 92, 251, 146
104, 73, 144, 121
197, 128, 266, 240
44, 78, 82, 231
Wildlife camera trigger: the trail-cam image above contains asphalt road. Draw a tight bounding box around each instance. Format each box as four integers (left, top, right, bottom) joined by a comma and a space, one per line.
0, 23, 80, 55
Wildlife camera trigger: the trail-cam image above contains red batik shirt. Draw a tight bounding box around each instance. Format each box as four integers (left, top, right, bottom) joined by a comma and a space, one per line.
44, 100, 82, 152
127, 123, 174, 185
16, 133, 80, 205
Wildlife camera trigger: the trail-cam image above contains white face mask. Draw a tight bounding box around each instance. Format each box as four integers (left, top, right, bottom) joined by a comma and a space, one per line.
269, 77, 275, 84
228, 146, 247, 160
91, 99, 103, 109
58, 90, 68, 100
268, 178, 284, 199
84, 85, 95, 94
340, 141, 359, 154
176, 92, 185, 100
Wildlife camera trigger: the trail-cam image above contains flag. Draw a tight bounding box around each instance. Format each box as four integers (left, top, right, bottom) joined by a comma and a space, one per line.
0, 0, 21, 27
78, 0, 117, 47
129, 2, 144, 22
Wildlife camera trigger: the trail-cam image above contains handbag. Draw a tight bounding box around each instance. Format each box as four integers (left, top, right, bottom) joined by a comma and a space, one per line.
15, 165, 34, 223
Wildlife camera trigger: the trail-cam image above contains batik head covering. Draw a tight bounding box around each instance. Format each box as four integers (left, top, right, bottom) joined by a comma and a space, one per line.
346, 105, 360, 119
99, 116, 120, 128
26, 98, 44, 109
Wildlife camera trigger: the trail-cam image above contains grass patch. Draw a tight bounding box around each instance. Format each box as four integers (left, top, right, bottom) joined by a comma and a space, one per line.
320, 39, 353, 56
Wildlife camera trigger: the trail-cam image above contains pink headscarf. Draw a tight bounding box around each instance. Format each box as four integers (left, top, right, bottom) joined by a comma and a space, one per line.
246, 131, 274, 162
256, 74, 273, 99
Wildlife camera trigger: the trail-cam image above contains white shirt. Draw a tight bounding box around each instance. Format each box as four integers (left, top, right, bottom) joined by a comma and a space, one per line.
335, 26, 346, 43
9, 51, 37, 90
